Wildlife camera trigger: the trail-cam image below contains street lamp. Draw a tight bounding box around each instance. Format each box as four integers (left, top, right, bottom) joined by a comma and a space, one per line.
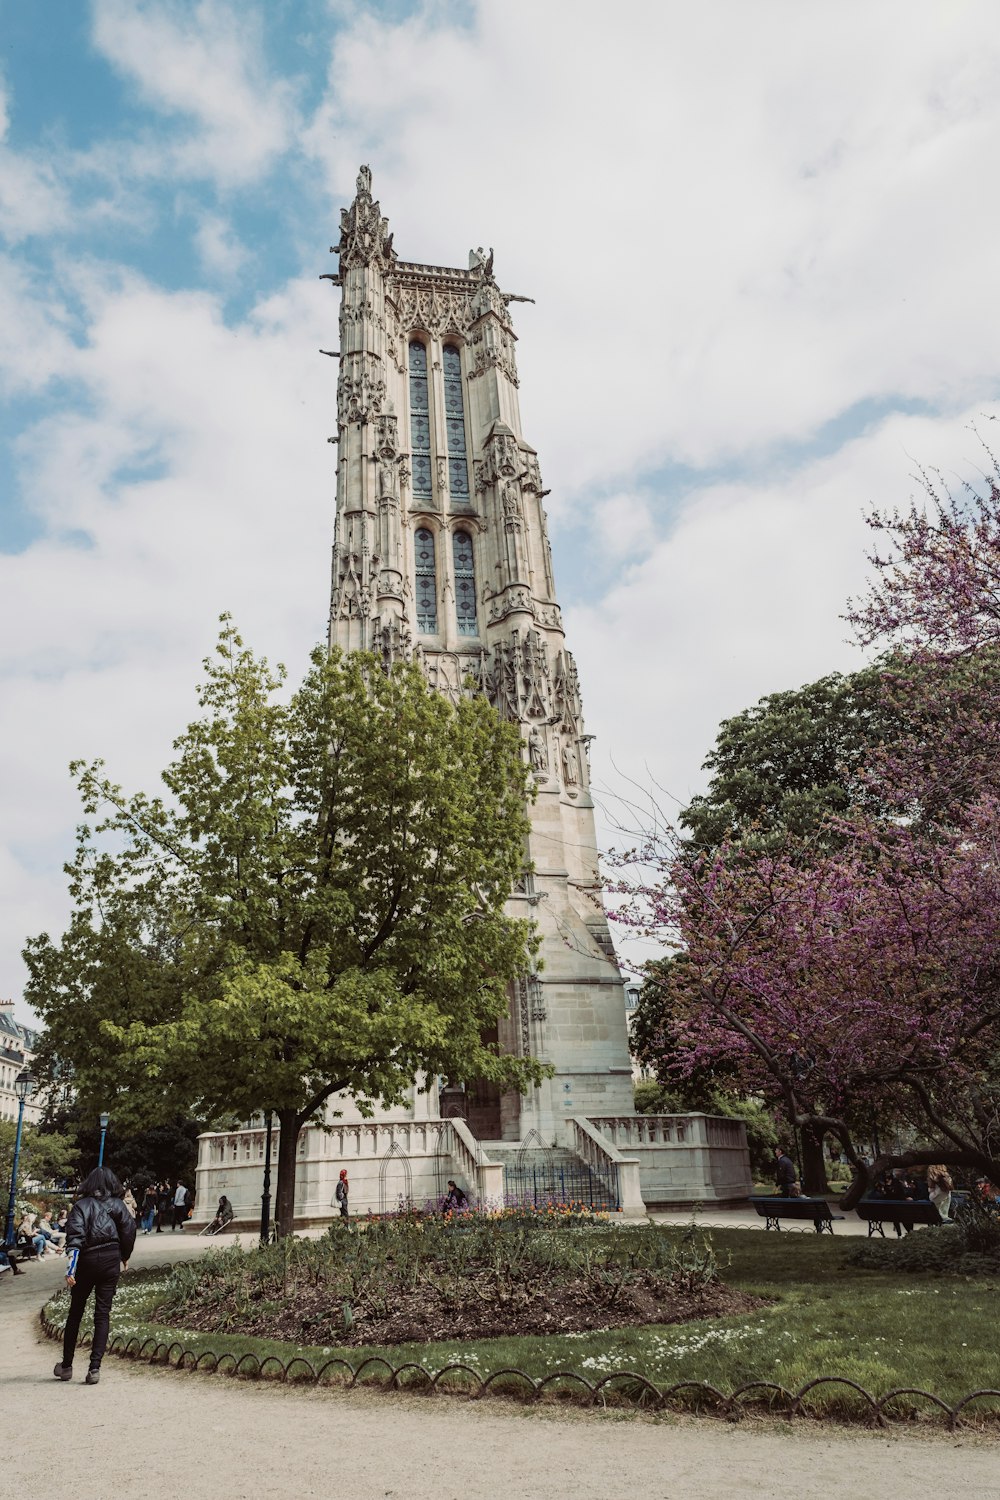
259, 1111, 273, 1245
98, 1112, 110, 1168
4, 1068, 36, 1248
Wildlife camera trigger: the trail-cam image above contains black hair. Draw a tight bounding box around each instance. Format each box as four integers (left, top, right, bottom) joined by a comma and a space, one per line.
76, 1165, 124, 1201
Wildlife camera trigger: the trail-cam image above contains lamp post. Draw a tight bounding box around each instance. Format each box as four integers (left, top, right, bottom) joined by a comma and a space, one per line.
98, 1112, 110, 1168
4, 1068, 36, 1248
260, 1111, 273, 1245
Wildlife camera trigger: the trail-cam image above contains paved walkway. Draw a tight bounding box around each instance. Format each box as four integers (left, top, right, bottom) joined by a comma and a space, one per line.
2, 1230, 996, 1500
649, 1202, 875, 1235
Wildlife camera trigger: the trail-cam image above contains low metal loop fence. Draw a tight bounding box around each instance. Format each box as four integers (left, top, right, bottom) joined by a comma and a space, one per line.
38, 1277, 1000, 1431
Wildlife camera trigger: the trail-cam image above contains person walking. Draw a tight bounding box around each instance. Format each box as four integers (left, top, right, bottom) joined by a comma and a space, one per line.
139, 1184, 157, 1234
53, 1165, 136, 1385
171, 1180, 189, 1231
773, 1145, 799, 1197
155, 1181, 171, 1232
335, 1169, 349, 1220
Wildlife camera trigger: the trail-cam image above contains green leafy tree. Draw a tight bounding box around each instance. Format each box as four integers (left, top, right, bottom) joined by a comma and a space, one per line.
630, 960, 782, 1180
679, 651, 1000, 856
0, 1121, 78, 1191
679, 667, 890, 855
39, 1104, 204, 1193
25, 621, 545, 1232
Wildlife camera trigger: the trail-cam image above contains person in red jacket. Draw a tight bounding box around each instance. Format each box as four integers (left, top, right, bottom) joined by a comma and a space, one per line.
53, 1165, 136, 1385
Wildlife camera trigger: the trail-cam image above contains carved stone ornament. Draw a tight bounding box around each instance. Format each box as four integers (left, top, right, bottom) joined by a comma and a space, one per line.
552, 649, 584, 737
377, 457, 399, 505
484, 627, 552, 723
487, 585, 533, 625
376, 411, 399, 459
338, 349, 387, 427
501, 480, 523, 528
528, 724, 549, 778
337, 165, 396, 272
484, 429, 522, 483
371, 614, 411, 666
560, 736, 580, 797
393, 283, 473, 338
467, 323, 519, 386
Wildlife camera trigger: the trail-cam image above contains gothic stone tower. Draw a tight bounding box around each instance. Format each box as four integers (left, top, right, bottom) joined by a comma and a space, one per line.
327, 167, 635, 1144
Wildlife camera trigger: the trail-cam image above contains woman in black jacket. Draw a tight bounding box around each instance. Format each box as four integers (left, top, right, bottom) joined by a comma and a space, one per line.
53, 1166, 136, 1385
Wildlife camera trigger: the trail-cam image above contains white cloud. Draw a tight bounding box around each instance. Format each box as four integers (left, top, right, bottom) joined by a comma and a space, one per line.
193, 210, 249, 278
0, 74, 71, 242
91, 0, 300, 185
592, 492, 657, 563
0, 256, 76, 394
0, 268, 335, 991
573, 403, 1000, 817
6, 0, 1000, 1011
302, 0, 1000, 504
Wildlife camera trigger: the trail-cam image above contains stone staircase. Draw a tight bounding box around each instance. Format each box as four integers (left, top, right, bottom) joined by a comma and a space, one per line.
480, 1141, 621, 1212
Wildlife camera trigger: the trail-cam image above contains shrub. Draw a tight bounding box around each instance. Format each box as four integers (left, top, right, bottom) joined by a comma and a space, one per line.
150, 1216, 725, 1343
846, 1224, 1000, 1276
954, 1200, 1000, 1259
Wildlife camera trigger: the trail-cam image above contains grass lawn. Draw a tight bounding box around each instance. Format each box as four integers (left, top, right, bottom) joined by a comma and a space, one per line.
44, 1226, 1000, 1420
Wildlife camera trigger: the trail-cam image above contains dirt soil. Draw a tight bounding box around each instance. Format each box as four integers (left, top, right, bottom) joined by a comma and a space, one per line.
158, 1270, 765, 1345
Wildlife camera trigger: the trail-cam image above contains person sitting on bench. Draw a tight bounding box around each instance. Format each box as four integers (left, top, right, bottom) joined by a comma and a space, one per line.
0, 1245, 25, 1276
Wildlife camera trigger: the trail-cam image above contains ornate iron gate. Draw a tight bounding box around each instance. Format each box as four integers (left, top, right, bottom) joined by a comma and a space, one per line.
502, 1130, 621, 1212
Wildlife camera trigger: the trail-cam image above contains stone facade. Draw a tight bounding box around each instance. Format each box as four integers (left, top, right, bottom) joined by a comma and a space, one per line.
0, 1000, 42, 1127
326, 166, 635, 1145
192, 169, 752, 1222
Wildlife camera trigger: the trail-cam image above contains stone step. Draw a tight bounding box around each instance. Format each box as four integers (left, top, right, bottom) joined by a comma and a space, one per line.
477, 1142, 621, 1212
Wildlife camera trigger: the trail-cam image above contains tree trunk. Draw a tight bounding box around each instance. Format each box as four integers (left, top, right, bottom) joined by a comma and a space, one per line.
800, 1124, 830, 1195
274, 1108, 301, 1236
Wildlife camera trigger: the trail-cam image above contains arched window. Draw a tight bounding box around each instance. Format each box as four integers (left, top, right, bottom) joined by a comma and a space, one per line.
415, 527, 438, 633
442, 345, 470, 504
408, 341, 432, 503
453, 530, 477, 635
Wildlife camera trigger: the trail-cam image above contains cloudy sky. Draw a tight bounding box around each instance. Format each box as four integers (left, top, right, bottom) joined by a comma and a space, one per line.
3, 0, 1000, 1014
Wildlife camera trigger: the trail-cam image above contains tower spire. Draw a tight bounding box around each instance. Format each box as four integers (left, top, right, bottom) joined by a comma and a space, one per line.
326, 176, 636, 1144
336, 164, 395, 272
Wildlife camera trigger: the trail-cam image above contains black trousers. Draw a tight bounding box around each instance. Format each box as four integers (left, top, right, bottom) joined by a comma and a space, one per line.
62, 1246, 121, 1370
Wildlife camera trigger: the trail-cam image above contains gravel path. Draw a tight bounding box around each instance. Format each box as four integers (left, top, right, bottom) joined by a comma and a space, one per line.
2, 1232, 997, 1500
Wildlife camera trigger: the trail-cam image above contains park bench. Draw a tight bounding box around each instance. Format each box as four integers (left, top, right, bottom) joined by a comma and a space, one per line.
4, 1237, 39, 1265
749, 1196, 842, 1234
855, 1199, 943, 1236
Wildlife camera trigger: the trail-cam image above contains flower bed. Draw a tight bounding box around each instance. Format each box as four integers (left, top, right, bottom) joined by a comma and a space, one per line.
147, 1216, 760, 1345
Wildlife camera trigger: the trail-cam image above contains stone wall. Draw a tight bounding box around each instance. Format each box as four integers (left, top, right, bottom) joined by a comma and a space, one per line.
587, 1115, 753, 1206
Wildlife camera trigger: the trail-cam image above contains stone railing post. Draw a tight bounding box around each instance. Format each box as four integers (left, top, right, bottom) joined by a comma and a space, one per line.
447, 1118, 505, 1207
573, 1116, 646, 1219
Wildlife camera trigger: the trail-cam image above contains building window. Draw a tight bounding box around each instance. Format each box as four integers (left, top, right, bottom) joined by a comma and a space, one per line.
453, 530, 477, 635
415, 527, 438, 633
442, 345, 470, 504
409, 341, 432, 503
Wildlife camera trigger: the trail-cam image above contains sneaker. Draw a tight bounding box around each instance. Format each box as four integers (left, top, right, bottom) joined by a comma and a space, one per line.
85, 1368, 100, 1385
53, 1363, 73, 1381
